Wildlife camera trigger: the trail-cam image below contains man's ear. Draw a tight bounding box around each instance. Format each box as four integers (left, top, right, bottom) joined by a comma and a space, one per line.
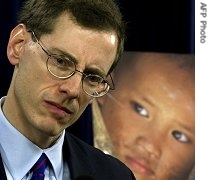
7, 24, 28, 65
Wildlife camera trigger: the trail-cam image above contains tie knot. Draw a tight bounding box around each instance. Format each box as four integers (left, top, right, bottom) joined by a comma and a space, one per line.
30, 153, 48, 180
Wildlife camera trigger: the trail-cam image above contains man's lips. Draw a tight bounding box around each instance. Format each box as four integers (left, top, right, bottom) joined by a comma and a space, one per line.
45, 100, 72, 117
126, 156, 154, 176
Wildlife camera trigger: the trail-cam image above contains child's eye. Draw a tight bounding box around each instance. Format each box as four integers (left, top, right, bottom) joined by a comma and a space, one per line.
132, 102, 149, 118
172, 130, 189, 143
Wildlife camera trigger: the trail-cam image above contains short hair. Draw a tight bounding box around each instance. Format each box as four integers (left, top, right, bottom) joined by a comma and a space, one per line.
114, 52, 195, 81
18, 0, 125, 73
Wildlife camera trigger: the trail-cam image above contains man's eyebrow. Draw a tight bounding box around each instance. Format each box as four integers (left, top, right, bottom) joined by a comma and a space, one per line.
50, 47, 79, 65
84, 67, 107, 77
51, 48, 107, 77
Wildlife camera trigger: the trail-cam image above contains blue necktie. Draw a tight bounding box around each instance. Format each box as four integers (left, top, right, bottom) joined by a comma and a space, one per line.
30, 153, 48, 180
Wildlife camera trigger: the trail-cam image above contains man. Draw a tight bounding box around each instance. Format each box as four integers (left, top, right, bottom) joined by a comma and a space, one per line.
92, 52, 195, 180
0, 0, 135, 179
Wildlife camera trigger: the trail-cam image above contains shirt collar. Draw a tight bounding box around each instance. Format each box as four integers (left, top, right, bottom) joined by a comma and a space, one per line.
0, 96, 64, 179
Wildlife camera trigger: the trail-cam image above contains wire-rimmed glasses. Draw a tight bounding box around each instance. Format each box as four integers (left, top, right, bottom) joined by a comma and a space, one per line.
28, 30, 115, 97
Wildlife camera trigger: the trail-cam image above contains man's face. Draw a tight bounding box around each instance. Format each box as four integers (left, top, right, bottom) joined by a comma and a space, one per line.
6, 13, 118, 145
101, 53, 195, 180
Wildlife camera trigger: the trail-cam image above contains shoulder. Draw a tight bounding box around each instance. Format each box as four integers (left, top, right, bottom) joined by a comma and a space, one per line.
64, 132, 135, 180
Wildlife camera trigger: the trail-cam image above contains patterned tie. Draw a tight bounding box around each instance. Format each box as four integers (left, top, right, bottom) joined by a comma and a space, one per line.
30, 153, 48, 180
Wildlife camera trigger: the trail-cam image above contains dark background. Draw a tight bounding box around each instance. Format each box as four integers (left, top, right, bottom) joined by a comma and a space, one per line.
0, 0, 195, 144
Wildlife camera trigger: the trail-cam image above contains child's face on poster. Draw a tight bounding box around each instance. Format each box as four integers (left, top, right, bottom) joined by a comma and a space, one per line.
101, 54, 194, 180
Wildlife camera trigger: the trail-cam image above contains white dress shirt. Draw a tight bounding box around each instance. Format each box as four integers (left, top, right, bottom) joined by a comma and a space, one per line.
0, 96, 70, 180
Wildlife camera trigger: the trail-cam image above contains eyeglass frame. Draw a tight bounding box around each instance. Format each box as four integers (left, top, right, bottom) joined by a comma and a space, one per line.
27, 30, 115, 97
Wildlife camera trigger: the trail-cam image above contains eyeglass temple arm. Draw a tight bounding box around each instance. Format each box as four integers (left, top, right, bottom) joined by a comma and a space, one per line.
108, 74, 115, 90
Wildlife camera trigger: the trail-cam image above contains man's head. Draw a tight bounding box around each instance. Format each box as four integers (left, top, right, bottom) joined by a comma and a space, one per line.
4, 0, 124, 148
100, 52, 195, 180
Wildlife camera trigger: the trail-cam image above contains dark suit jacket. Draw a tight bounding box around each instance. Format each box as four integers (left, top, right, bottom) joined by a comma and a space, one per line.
0, 132, 135, 180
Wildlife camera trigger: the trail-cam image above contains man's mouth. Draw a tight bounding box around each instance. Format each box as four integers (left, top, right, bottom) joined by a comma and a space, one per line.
45, 100, 73, 118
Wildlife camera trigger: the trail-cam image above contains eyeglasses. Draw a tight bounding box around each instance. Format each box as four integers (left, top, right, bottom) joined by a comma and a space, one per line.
28, 30, 115, 97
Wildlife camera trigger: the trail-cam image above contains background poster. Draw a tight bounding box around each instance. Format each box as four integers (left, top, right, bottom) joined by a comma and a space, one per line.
90, 51, 195, 180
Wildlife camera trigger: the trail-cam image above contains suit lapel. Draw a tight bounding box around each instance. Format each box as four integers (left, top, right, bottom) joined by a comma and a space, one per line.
0, 153, 8, 180
63, 133, 96, 179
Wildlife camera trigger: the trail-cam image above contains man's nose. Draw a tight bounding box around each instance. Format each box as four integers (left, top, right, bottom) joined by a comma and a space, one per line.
58, 71, 83, 98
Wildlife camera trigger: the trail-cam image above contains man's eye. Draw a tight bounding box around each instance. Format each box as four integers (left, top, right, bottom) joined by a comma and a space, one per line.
50, 55, 74, 69
87, 75, 102, 83
54, 57, 69, 66
172, 130, 189, 143
132, 102, 149, 118
56, 57, 65, 66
